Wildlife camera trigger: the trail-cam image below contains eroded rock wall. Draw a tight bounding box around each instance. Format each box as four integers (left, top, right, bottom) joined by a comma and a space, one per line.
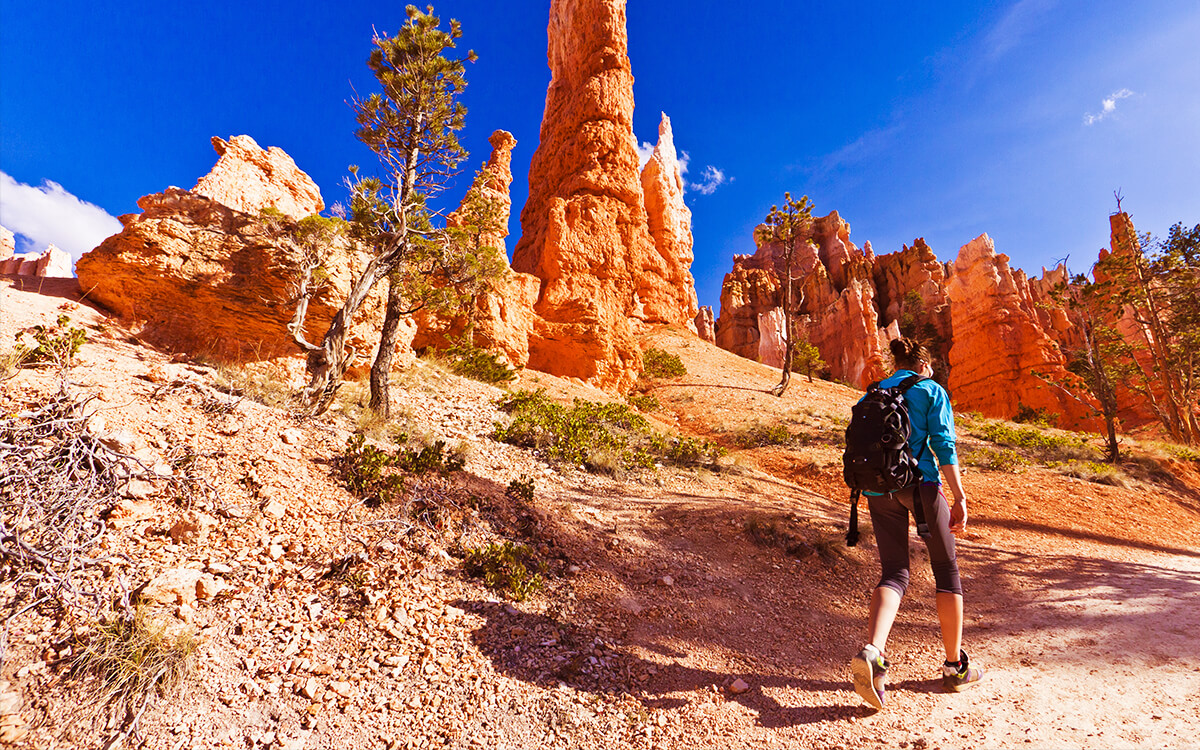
945, 234, 1098, 429
412, 131, 541, 369
76, 141, 383, 366
714, 211, 890, 388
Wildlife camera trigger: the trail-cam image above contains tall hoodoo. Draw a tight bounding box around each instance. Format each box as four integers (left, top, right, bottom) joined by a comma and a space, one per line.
640, 112, 699, 327
513, 0, 681, 392
412, 130, 541, 368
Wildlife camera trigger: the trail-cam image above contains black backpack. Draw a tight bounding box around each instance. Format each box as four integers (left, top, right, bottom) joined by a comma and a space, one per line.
842, 374, 928, 546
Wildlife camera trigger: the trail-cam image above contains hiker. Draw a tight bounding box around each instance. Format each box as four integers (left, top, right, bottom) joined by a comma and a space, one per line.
850, 337, 983, 709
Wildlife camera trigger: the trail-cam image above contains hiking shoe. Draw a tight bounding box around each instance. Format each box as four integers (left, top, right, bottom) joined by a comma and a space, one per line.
942, 649, 984, 692
851, 644, 889, 709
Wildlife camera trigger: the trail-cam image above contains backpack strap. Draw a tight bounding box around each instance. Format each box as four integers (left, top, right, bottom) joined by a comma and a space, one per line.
897, 375, 932, 538
846, 489, 861, 547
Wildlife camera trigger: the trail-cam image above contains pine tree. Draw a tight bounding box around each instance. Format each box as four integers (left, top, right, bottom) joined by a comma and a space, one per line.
757, 193, 814, 397
289, 4, 475, 416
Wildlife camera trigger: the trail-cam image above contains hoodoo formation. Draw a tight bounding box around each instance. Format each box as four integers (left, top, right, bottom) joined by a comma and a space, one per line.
76, 136, 385, 364
712, 208, 1173, 431
513, 0, 697, 392
411, 130, 542, 369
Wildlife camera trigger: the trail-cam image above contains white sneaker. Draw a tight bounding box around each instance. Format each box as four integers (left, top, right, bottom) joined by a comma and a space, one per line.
851, 643, 889, 709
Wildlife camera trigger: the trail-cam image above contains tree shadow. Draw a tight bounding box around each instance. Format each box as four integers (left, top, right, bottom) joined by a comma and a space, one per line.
976, 517, 1200, 558
456, 598, 865, 728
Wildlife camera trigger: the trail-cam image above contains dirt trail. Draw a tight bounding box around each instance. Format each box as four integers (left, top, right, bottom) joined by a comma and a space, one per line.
2, 282, 1198, 750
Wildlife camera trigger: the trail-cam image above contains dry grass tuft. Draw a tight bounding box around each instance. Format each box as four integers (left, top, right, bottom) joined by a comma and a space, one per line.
69, 608, 196, 733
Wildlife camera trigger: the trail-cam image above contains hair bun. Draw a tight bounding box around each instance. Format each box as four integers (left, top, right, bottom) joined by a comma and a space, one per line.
889, 337, 916, 359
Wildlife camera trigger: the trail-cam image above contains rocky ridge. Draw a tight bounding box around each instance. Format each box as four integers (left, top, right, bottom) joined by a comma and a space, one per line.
714, 210, 1163, 430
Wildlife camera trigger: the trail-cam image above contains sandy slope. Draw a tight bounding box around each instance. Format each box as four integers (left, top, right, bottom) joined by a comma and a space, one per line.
2, 278, 1198, 750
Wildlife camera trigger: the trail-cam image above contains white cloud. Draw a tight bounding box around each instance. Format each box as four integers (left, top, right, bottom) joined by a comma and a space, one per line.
636, 140, 656, 170
636, 138, 724, 196
687, 166, 727, 196
1083, 88, 1135, 125
0, 171, 123, 267
983, 0, 1057, 63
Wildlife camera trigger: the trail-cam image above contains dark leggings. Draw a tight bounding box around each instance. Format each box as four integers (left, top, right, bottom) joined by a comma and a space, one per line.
868, 482, 962, 596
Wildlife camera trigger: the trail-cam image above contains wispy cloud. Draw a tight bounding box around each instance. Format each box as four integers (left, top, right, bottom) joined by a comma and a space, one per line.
802, 124, 903, 183
636, 140, 656, 170
982, 0, 1058, 64
0, 171, 122, 266
1083, 88, 1135, 125
687, 166, 727, 196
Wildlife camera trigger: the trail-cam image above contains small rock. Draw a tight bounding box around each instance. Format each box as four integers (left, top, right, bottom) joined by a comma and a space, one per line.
729, 678, 750, 695
196, 575, 225, 600
123, 479, 157, 500
169, 511, 218, 543
140, 569, 205, 605
262, 498, 287, 519
299, 677, 322, 701
329, 681, 354, 698
107, 499, 156, 530
281, 428, 303, 445
100, 430, 139, 454
659, 575, 674, 587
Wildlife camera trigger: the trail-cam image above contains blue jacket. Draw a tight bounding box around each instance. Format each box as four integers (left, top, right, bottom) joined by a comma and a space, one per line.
868, 370, 959, 485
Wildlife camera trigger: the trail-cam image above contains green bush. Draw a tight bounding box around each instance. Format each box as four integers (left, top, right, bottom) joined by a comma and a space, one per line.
395, 440, 466, 474
336, 433, 464, 506
642, 348, 686, 378
735, 423, 791, 448
506, 475, 535, 504
444, 343, 518, 384
463, 541, 545, 601
627, 393, 660, 412
972, 420, 1099, 462
492, 390, 723, 471
963, 446, 1028, 473
336, 433, 406, 505
13, 313, 87, 371
1014, 403, 1059, 428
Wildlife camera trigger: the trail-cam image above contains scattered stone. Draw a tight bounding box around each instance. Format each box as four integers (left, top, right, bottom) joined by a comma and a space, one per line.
169, 510, 218, 543
281, 428, 303, 445
729, 678, 750, 695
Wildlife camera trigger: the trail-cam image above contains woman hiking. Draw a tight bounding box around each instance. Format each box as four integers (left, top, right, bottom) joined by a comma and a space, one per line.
850, 337, 983, 709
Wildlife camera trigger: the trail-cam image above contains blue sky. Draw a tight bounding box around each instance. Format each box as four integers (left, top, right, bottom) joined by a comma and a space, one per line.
2, 1, 1197, 312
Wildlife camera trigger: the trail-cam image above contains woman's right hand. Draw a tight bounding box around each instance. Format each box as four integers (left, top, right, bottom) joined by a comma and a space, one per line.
949, 498, 967, 534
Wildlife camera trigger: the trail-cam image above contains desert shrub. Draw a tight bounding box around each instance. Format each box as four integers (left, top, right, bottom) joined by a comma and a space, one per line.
972, 420, 1099, 462
394, 439, 466, 475
463, 541, 545, 601
70, 609, 196, 726
12, 313, 87, 371
627, 393, 660, 412
1014, 403, 1059, 428
744, 514, 846, 561
506, 475, 535, 504
1166, 444, 1200, 463
963, 446, 1028, 473
734, 423, 790, 448
642, 348, 686, 378
336, 432, 466, 507
1052, 460, 1132, 488
336, 434, 407, 505
492, 390, 723, 471
444, 343, 518, 384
